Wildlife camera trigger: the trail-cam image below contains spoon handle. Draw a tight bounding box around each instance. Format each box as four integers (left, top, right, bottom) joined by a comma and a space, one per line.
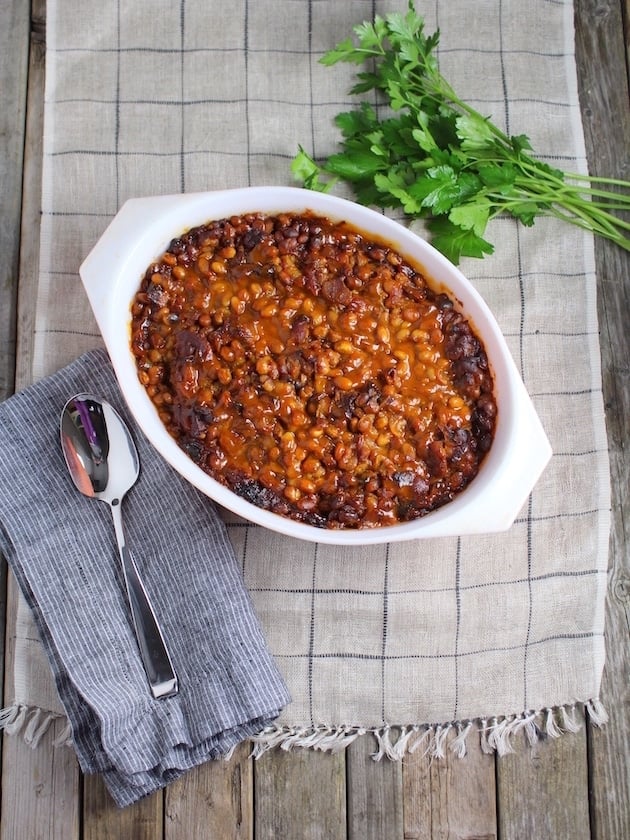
110, 502, 179, 699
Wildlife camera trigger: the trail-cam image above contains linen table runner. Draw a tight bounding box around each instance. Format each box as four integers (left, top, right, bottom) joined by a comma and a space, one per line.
3, 0, 611, 757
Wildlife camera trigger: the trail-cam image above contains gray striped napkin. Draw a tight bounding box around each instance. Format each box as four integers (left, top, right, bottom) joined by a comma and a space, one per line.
0, 348, 290, 807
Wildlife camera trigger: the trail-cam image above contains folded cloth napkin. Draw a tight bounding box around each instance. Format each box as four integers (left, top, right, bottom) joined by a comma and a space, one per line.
0, 348, 290, 807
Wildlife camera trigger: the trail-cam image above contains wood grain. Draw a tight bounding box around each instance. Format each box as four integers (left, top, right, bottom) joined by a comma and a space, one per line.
346, 734, 403, 840
0, 0, 29, 403
0, 705, 80, 840
164, 743, 253, 840
497, 715, 590, 840
13, 0, 46, 392
83, 776, 162, 840
0, 0, 30, 774
254, 748, 346, 840
1, 3, 83, 839
574, 1, 630, 838
402, 735, 497, 840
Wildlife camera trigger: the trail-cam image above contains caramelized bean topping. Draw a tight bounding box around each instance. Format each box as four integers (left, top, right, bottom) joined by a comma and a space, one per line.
130, 212, 496, 529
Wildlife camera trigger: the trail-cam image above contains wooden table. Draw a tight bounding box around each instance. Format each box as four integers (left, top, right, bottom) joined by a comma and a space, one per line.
1, 1, 628, 837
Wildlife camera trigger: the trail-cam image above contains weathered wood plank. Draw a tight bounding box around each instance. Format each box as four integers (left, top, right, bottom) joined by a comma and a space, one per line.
164, 743, 253, 839
347, 734, 403, 840
497, 711, 590, 840
14, 0, 45, 391
83, 776, 163, 840
495, 1, 630, 837
499, 0, 630, 832
1, 3, 82, 838
0, 0, 29, 403
574, 1, 630, 838
0, 722, 80, 840
0, 0, 30, 788
625, 0, 630, 90
402, 733, 497, 840
255, 748, 346, 840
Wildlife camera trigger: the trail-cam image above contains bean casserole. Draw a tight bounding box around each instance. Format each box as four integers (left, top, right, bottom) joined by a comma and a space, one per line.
130, 212, 497, 529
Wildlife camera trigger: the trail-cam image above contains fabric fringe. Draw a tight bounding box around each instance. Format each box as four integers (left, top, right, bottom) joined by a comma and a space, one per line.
1, 699, 607, 758
585, 698, 609, 726
248, 699, 608, 761
0, 704, 70, 749
248, 724, 367, 759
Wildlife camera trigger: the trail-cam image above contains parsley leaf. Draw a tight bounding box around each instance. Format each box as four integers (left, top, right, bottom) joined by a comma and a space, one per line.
325, 150, 386, 180
429, 218, 495, 262
449, 201, 491, 237
291, 147, 336, 193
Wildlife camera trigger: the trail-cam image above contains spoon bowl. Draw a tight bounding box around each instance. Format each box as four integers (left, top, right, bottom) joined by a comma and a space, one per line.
60, 393, 178, 699
60, 396, 139, 501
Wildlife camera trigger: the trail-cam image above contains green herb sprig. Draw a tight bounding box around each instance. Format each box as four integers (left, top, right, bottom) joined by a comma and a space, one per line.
291, 1, 630, 263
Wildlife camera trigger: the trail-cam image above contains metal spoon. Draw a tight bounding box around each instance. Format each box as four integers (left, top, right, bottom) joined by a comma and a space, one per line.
60, 393, 178, 699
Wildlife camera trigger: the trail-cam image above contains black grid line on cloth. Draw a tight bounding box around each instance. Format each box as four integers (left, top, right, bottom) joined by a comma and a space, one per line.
506, 330, 599, 338
37, 328, 101, 339
113, 0, 123, 210
45, 211, 113, 219
241, 523, 250, 577
517, 508, 606, 523
553, 448, 608, 457
306, 0, 316, 159
380, 543, 390, 725
517, 184, 537, 705
272, 631, 605, 663
453, 537, 462, 720
46, 44, 578, 60
468, 269, 591, 282
531, 387, 601, 397
243, 566, 606, 597
497, 0, 534, 714
233, 0, 251, 636
179, 0, 186, 192
46, 144, 579, 166
522, 495, 535, 710
307, 543, 319, 726
47, 92, 580, 112
49, 150, 299, 164
52, 94, 368, 107
247, 586, 389, 595
244, 0, 251, 186
47, 94, 580, 117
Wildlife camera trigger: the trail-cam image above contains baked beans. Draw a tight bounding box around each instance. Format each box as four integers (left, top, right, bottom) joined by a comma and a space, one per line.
130, 212, 496, 528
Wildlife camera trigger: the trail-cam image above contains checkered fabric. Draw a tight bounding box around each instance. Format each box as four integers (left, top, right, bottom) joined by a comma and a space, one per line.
8, 0, 610, 754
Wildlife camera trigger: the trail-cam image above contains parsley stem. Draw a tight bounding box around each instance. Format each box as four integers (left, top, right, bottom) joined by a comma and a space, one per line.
563, 171, 630, 190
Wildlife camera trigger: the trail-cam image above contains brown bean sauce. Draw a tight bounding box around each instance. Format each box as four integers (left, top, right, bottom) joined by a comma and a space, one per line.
130, 212, 497, 528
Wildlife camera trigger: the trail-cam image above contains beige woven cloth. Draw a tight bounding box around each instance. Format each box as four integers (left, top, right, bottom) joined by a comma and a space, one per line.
3, 0, 611, 756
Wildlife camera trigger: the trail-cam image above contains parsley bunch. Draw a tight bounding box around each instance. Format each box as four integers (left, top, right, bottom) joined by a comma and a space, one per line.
291, 2, 630, 263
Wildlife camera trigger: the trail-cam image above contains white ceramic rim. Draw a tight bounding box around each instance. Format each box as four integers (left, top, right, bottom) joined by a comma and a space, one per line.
80, 186, 552, 544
